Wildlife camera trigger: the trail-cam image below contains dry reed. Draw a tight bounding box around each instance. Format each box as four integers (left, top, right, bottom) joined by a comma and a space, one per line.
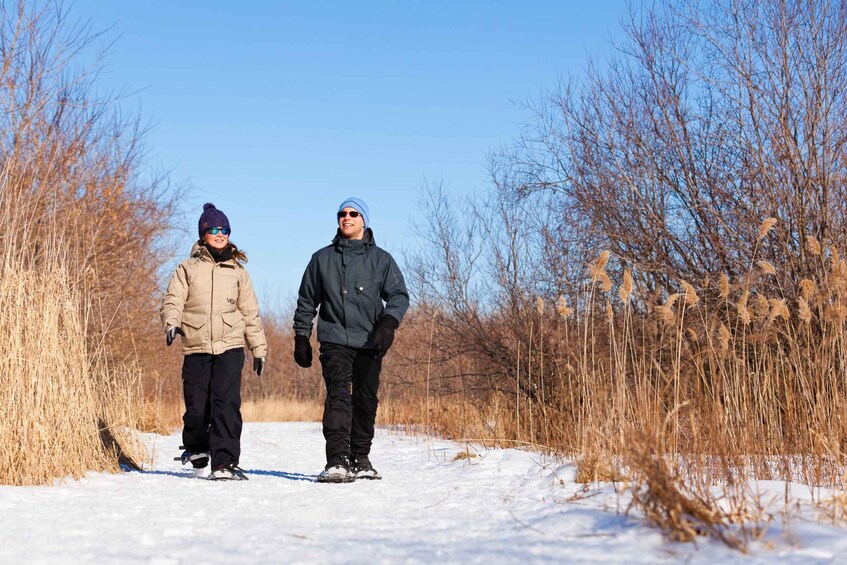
0, 268, 148, 484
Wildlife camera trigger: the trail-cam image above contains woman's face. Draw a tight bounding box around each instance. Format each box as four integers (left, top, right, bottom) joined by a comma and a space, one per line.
203, 227, 229, 250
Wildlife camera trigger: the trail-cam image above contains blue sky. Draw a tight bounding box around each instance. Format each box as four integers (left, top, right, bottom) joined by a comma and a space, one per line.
70, 1, 629, 309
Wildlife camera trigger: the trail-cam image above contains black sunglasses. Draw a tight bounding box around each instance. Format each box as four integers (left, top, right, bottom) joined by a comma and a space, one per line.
337, 210, 361, 219
205, 227, 230, 235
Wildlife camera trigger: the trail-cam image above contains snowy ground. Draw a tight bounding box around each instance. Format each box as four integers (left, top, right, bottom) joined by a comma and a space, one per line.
2, 422, 847, 564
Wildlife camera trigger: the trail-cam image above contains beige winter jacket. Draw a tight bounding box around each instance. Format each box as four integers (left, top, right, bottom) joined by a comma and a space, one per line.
161, 243, 268, 358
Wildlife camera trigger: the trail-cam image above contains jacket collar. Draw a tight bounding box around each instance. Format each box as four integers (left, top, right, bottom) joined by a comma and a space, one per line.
332, 227, 375, 253
191, 241, 238, 265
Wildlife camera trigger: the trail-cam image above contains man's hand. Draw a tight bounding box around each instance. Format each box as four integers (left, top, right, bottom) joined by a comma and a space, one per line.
372, 315, 399, 354
294, 335, 312, 368
166, 326, 185, 347
253, 357, 265, 376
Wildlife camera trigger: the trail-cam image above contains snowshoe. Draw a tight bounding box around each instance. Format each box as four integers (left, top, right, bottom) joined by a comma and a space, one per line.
209, 463, 249, 481
317, 456, 356, 483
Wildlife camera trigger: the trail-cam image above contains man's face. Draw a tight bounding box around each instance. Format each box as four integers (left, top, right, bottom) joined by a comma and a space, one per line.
337, 207, 365, 240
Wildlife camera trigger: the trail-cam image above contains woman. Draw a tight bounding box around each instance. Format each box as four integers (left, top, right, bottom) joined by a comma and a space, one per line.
161, 203, 267, 480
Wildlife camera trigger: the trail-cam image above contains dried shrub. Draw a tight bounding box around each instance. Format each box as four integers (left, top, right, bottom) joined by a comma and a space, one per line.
623, 436, 747, 551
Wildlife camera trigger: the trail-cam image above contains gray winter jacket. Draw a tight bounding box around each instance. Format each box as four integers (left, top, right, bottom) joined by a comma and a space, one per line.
293, 229, 409, 348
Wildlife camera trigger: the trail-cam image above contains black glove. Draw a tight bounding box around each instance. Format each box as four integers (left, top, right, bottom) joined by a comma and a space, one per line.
294, 335, 312, 368
372, 315, 399, 354
166, 326, 185, 347
253, 357, 265, 376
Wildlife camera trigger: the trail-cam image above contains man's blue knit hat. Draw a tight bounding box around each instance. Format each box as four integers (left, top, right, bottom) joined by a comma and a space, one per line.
198, 203, 231, 239
338, 197, 369, 229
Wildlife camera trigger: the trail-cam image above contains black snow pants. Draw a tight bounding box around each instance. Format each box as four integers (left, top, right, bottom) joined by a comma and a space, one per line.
181, 347, 245, 469
319, 343, 382, 463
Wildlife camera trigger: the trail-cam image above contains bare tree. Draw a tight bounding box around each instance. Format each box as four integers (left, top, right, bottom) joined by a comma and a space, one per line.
502, 0, 847, 301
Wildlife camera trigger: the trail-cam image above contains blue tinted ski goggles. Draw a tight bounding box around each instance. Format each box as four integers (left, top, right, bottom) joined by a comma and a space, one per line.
205, 227, 230, 235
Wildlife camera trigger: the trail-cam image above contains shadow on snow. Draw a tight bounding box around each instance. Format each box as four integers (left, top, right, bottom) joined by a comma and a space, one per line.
121, 464, 317, 482
242, 469, 317, 482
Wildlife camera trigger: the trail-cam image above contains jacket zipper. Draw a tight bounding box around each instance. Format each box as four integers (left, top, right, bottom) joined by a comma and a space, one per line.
210, 262, 215, 352
341, 252, 348, 346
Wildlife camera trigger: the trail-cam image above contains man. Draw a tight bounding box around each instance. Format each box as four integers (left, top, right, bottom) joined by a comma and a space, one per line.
293, 197, 409, 483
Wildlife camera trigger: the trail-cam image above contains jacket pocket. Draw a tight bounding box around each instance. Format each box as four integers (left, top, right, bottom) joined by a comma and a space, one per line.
221, 310, 246, 343
355, 277, 381, 299
181, 312, 207, 349
355, 278, 383, 326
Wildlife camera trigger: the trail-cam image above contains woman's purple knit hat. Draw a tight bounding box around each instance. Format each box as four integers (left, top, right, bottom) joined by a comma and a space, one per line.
198, 203, 231, 239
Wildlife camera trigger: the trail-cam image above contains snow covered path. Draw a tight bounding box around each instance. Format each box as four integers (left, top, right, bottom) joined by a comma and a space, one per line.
2, 422, 846, 564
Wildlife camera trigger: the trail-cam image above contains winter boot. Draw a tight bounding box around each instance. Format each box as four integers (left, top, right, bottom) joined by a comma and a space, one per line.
352, 454, 381, 480
208, 463, 249, 481
317, 455, 356, 483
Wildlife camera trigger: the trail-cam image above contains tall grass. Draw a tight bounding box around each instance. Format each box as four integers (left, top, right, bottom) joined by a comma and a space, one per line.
548, 238, 847, 545
0, 268, 147, 485
242, 397, 323, 422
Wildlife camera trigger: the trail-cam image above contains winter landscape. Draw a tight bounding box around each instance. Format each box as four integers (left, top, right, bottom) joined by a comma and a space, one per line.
3, 422, 847, 564
6, 2, 847, 564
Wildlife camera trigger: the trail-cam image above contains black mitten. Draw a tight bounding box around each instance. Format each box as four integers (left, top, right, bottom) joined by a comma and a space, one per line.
372, 315, 399, 354
294, 335, 312, 368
